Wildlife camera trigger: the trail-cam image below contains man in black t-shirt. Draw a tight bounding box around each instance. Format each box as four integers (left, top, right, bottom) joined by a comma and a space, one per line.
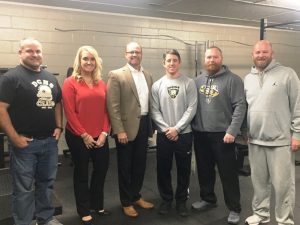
0, 38, 63, 225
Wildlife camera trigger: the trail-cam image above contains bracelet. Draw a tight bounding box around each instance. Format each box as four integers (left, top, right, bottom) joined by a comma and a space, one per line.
101, 131, 108, 137
56, 126, 64, 132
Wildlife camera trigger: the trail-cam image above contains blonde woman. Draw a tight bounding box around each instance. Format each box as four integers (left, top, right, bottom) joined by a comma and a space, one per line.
63, 46, 110, 225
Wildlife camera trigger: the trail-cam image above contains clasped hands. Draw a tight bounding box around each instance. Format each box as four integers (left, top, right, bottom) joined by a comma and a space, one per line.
165, 127, 178, 141
81, 133, 106, 149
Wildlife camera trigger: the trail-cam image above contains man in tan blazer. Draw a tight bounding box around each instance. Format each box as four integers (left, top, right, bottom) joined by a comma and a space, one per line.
107, 42, 154, 218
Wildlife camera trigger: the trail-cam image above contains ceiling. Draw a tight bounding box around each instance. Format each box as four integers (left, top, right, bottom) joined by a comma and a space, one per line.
4, 0, 300, 31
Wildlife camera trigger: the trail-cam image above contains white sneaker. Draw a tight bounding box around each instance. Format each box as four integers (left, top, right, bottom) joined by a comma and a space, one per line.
245, 214, 270, 225
228, 211, 240, 224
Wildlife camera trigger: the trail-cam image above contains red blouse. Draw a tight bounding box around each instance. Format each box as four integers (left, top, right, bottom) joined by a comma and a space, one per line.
62, 76, 110, 137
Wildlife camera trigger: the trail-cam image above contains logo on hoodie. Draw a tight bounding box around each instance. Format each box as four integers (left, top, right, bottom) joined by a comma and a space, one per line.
199, 84, 219, 103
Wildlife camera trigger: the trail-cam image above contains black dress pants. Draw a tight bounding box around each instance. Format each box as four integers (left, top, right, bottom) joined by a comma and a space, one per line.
65, 129, 109, 217
156, 132, 193, 204
193, 131, 241, 213
115, 116, 149, 207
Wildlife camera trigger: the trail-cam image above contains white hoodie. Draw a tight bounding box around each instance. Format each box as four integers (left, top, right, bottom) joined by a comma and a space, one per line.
244, 59, 300, 146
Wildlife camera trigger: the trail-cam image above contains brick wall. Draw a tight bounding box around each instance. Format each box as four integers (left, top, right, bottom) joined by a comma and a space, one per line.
1, 2, 299, 151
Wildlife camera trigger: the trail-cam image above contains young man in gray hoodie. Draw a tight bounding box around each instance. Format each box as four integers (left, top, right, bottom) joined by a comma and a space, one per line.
244, 40, 300, 225
191, 46, 246, 225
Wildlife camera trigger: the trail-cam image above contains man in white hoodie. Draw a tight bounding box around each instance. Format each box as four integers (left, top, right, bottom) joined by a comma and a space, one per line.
244, 40, 300, 225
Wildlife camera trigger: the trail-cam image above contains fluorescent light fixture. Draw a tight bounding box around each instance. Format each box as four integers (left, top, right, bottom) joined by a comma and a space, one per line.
264, 0, 300, 10
233, 0, 300, 10
274, 0, 300, 10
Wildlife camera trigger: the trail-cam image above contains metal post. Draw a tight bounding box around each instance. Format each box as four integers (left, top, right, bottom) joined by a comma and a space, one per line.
195, 41, 198, 77
260, 18, 265, 40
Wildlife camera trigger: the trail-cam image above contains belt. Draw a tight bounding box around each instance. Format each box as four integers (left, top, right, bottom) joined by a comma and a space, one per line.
21, 134, 51, 140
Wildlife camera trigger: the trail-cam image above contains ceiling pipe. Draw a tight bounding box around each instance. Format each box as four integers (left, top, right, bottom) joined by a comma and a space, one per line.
265, 20, 300, 28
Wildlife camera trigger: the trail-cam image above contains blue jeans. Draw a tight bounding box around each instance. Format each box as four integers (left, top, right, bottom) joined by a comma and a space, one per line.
9, 137, 59, 225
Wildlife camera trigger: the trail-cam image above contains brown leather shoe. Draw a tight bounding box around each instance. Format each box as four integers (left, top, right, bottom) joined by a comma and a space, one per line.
123, 206, 138, 218
134, 198, 154, 209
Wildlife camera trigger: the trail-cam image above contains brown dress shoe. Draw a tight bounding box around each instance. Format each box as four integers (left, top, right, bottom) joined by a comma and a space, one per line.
123, 206, 138, 217
134, 198, 154, 209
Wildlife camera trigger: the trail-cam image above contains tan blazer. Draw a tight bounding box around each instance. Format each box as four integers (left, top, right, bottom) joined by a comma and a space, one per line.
107, 65, 153, 141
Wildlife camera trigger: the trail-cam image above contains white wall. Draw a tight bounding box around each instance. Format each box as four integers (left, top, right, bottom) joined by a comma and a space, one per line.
1, 2, 300, 151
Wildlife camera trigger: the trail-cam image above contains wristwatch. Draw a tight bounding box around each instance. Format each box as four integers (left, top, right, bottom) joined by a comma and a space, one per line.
56, 126, 64, 132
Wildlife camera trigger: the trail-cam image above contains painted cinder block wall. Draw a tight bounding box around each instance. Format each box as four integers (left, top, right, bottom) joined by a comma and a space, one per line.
0, 2, 300, 151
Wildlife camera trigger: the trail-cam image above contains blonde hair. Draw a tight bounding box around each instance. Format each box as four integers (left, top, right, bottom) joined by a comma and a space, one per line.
72, 46, 102, 83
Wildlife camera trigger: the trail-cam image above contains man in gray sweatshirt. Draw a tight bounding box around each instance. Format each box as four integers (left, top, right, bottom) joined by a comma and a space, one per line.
151, 49, 197, 217
244, 40, 300, 225
191, 46, 246, 225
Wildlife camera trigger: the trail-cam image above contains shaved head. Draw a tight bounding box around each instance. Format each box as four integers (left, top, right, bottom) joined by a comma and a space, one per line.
252, 40, 274, 71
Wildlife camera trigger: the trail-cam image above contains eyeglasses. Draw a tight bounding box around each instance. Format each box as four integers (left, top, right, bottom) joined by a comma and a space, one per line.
126, 51, 141, 55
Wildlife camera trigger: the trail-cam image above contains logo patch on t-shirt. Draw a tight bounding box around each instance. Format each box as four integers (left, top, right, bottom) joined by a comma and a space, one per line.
32, 79, 55, 109
167, 86, 179, 99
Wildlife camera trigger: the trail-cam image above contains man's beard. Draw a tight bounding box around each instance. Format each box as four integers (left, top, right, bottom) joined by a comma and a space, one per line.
254, 58, 272, 71
205, 63, 221, 75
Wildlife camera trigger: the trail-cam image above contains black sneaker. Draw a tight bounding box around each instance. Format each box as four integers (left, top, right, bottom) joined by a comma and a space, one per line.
158, 201, 172, 215
176, 203, 189, 217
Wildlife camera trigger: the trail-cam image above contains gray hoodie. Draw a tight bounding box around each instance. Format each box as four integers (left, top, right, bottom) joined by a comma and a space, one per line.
244, 59, 300, 146
192, 65, 246, 137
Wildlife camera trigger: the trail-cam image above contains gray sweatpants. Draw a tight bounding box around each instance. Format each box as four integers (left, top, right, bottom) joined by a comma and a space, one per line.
248, 144, 295, 225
